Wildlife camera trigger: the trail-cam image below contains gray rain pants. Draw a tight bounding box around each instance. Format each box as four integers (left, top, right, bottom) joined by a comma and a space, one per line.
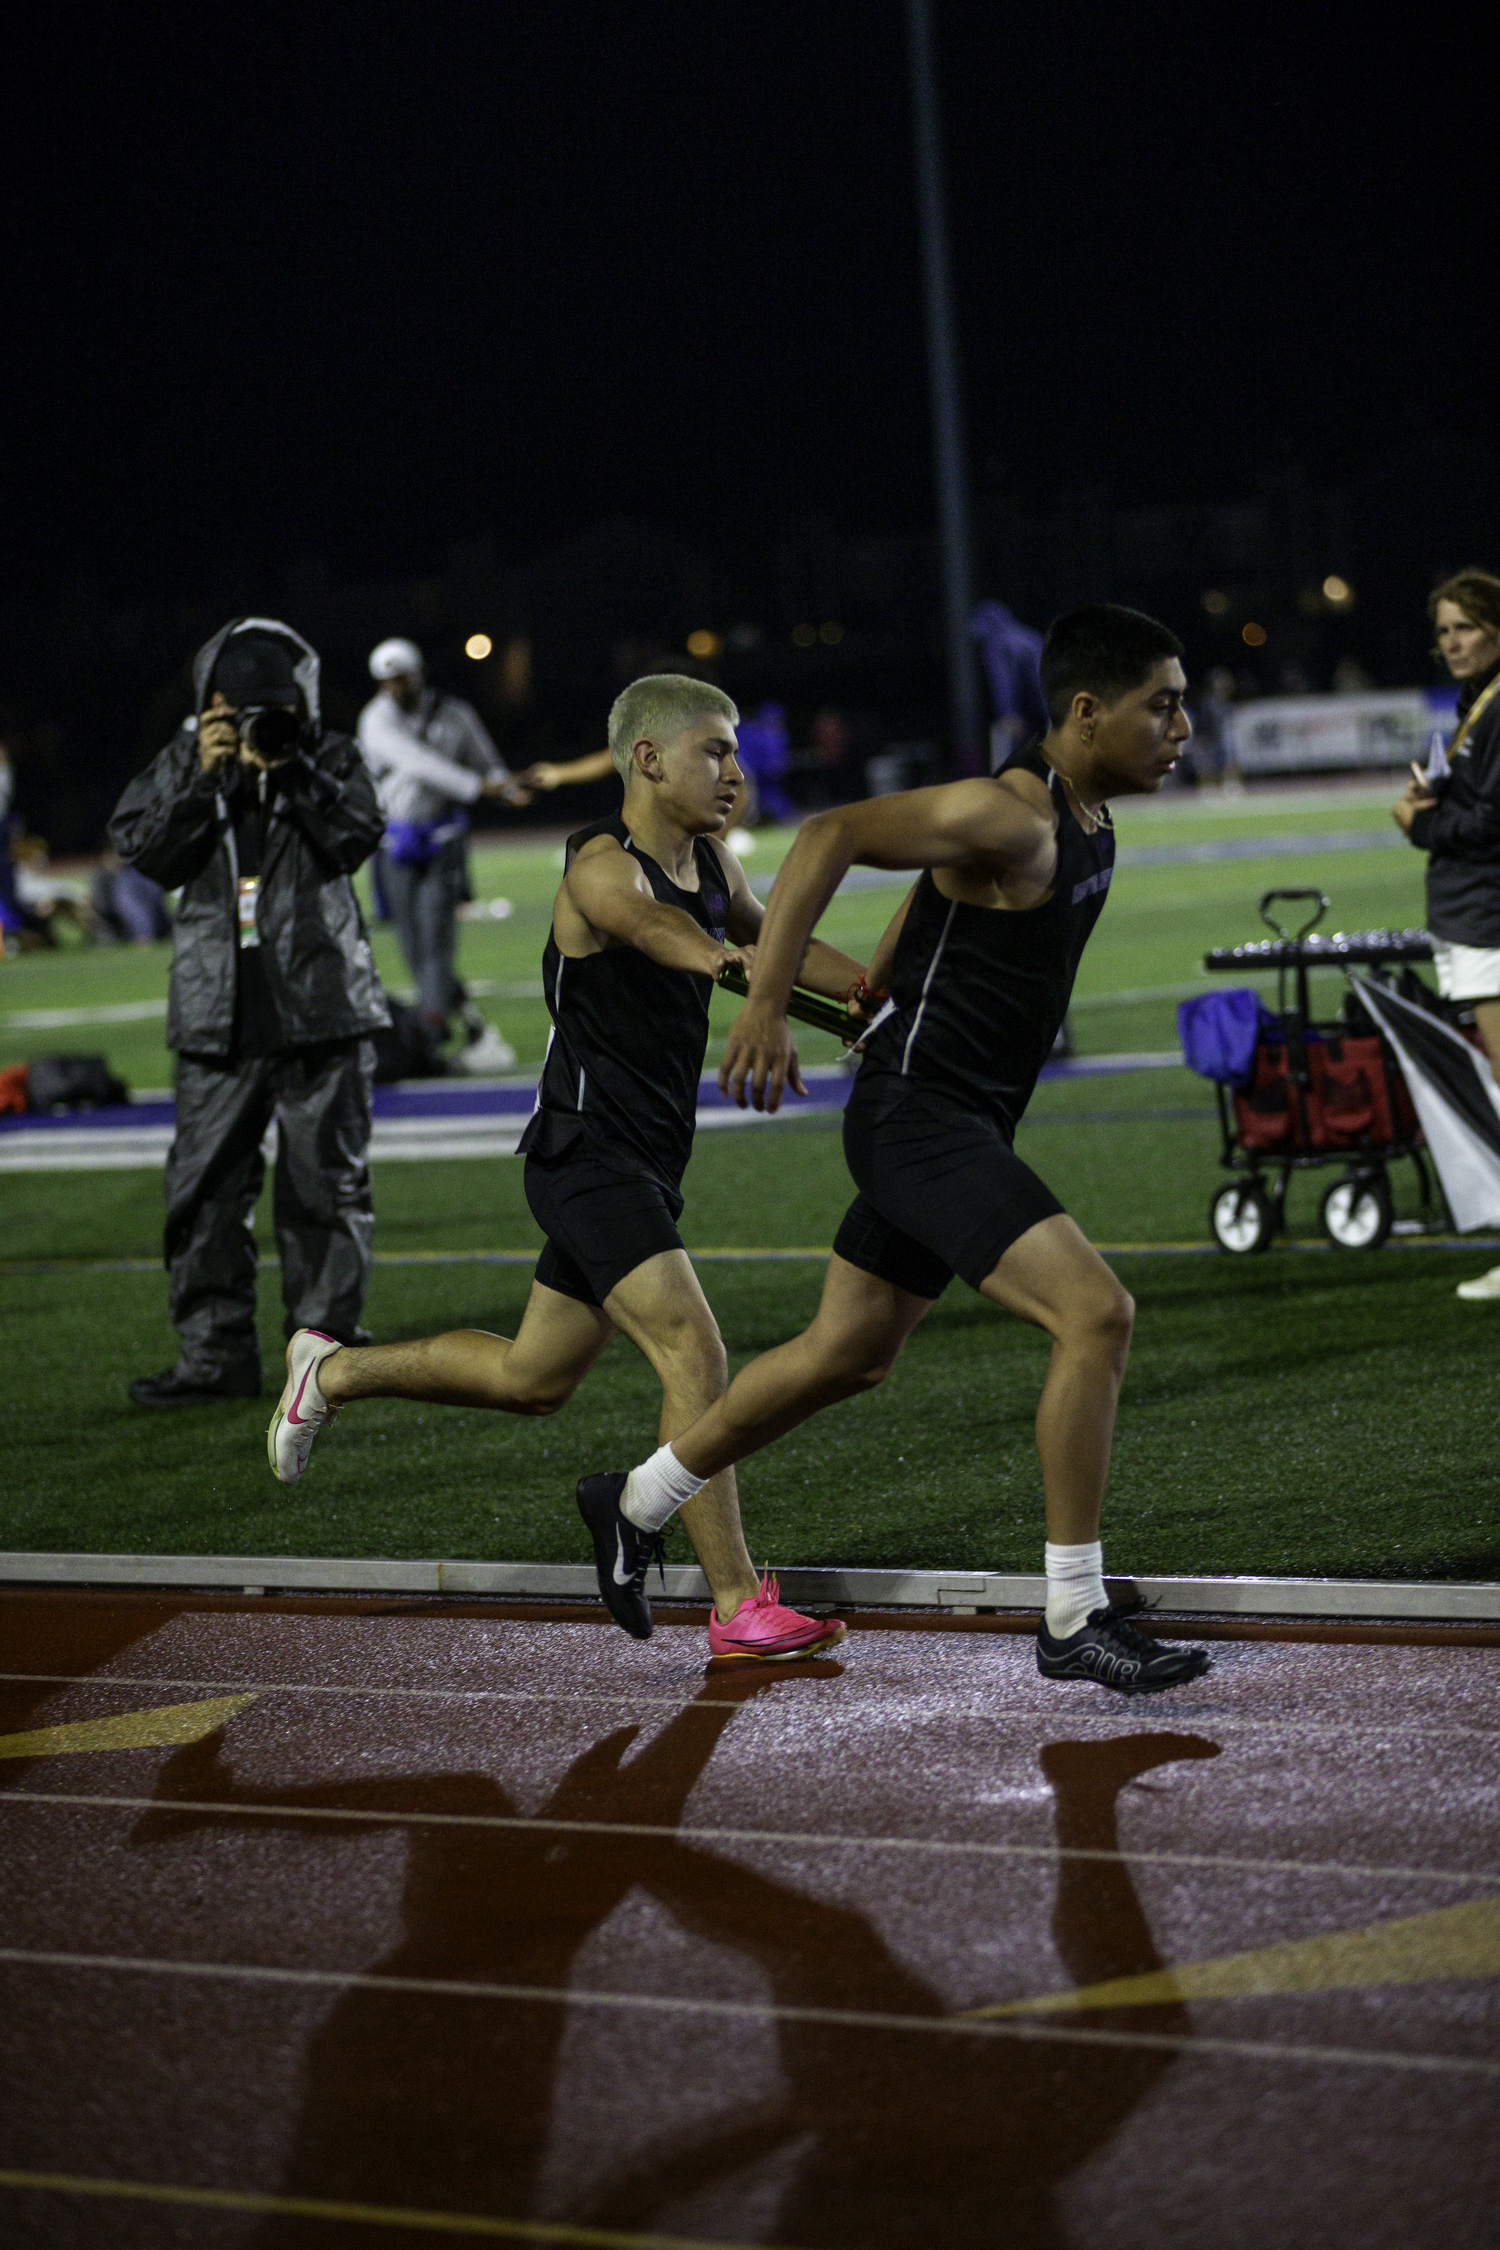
379, 837, 468, 1026
164, 1040, 375, 1390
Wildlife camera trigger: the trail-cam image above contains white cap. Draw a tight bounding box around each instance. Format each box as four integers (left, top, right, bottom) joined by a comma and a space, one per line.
369, 637, 424, 681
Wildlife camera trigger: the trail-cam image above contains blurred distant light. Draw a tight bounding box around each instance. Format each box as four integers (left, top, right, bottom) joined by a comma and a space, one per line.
464, 633, 493, 660
1201, 589, 1231, 616
1242, 622, 1268, 648
726, 623, 763, 652
792, 623, 817, 648
1322, 574, 1354, 606
819, 621, 844, 644
686, 629, 722, 659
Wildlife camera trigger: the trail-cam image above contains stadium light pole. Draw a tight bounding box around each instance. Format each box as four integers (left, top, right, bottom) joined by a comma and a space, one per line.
906, 0, 982, 773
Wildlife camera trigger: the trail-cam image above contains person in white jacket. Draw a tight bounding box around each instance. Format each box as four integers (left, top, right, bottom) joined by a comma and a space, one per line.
358, 638, 524, 1068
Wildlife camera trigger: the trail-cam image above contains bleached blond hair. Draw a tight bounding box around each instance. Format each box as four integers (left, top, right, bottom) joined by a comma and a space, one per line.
606, 673, 739, 781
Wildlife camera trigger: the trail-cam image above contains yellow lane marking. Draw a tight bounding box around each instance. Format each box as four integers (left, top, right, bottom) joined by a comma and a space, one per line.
5, 1672, 1500, 1746
0, 2170, 776, 2246
1, 1945, 1495, 2077
0, 1694, 257, 1760
972, 1894, 1500, 2017
6, 1788, 1500, 1895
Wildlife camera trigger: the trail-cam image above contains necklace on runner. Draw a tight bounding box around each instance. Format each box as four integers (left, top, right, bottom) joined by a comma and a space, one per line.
1051, 761, 1108, 834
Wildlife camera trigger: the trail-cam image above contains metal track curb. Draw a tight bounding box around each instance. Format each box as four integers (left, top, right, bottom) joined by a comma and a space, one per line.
1, 1553, 1495, 1621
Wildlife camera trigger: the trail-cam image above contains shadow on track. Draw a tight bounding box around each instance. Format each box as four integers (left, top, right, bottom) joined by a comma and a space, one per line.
130, 1687, 1219, 2248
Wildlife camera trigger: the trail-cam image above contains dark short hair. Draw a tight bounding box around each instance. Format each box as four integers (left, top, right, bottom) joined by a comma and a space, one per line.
1428, 569, 1500, 636
1039, 604, 1185, 727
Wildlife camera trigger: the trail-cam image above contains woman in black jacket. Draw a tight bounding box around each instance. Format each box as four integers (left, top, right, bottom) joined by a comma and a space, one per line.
1395, 568, 1500, 1296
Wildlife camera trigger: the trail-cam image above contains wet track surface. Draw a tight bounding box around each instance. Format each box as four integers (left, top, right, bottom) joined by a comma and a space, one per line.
0, 1591, 1497, 2248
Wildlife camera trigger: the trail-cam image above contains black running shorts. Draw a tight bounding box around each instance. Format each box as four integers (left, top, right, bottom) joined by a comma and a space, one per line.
833, 1074, 1064, 1300
523, 1153, 687, 1308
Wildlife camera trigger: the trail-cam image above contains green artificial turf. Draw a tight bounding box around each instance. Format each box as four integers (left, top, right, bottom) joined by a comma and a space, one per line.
2, 1238, 1496, 1582
4, 788, 1491, 1581
1, 1085, 1493, 1579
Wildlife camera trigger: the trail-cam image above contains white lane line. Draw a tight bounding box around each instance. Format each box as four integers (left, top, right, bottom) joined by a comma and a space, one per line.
2, 1670, 1499, 1743
0, 999, 169, 1030
3, 1791, 1497, 1894
0, 1945, 1491, 2079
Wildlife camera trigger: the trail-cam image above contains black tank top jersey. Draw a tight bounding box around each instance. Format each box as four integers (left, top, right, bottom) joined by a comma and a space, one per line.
859, 742, 1115, 1136
518, 814, 730, 1189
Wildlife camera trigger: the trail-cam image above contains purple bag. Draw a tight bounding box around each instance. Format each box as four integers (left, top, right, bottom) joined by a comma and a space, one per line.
382, 813, 468, 867
1177, 989, 1276, 1087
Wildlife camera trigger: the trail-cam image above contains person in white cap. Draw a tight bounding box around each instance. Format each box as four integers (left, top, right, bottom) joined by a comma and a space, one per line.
358, 638, 525, 1068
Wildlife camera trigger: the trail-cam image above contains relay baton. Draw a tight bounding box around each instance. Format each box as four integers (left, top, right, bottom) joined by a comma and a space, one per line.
715, 960, 859, 1041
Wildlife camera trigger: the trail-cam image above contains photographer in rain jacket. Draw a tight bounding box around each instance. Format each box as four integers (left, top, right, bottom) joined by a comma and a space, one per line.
109, 618, 389, 1406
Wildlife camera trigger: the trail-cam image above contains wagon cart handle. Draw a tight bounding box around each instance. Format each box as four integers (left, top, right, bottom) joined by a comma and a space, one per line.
1258, 889, 1329, 943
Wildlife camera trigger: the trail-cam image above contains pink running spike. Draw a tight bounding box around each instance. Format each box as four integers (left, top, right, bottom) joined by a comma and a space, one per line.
707, 1573, 847, 1664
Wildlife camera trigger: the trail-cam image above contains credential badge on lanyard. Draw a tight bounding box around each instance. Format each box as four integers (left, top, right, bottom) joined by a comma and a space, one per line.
220, 781, 263, 949
237, 876, 261, 949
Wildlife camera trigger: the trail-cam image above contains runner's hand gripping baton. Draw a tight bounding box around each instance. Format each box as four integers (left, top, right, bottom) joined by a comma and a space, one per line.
715, 960, 871, 1043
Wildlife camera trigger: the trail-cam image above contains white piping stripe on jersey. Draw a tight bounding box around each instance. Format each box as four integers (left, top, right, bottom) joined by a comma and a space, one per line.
900, 896, 959, 1075
531, 1026, 554, 1116
576, 1067, 586, 1112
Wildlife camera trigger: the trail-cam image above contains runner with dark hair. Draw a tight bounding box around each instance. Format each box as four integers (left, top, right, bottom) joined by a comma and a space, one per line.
580, 606, 1213, 1695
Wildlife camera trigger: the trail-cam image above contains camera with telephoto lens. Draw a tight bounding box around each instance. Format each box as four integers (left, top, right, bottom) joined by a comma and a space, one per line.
235, 704, 304, 763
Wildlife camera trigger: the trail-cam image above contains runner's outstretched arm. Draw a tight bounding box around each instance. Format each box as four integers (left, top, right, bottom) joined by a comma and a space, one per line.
724, 780, 1055, 1109
564, 840, 752, 977
712, 836, 867, 1001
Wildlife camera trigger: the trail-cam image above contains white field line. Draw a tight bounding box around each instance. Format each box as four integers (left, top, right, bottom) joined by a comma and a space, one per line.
8, 1239, 1500, 1277
0, 1103, 850, 1172
0, 999, 168, 1030
0, 979, 1271, 1035
0, 1945, 1492, 2078
3, 1789, 1497, 1894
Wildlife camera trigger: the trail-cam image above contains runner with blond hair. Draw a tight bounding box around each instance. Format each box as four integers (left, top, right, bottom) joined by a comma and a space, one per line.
270, 674, 865, 1661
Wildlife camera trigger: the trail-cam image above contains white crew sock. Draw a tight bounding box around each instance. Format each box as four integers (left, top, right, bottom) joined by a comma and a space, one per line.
621, 1444, 707, 1534
1044, 1540, 1106, 1639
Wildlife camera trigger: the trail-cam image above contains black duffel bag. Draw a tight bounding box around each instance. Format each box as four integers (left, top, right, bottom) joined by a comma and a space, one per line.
370, 998, 450, 1085
25, 1053, 130, 1111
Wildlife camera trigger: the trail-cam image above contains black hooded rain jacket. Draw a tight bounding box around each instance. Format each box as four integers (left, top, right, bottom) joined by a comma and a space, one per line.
108, 618, 389, 1055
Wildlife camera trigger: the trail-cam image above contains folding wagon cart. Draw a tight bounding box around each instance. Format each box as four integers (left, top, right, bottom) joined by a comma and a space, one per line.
1187, 889, 1438, 1255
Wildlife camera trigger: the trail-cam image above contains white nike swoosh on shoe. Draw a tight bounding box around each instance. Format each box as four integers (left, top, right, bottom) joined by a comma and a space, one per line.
612, 1526, 633, 1586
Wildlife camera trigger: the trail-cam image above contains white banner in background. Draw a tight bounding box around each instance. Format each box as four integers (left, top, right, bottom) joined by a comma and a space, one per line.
1226, 690, 1456, 776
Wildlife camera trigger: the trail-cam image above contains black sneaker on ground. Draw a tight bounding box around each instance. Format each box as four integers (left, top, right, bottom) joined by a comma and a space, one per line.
128, 1368, 262, 1408
576, 1471, 667, 1641
1036, 1606, 1210, 1695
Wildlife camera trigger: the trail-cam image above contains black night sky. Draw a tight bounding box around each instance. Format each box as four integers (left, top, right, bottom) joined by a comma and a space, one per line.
2, 4, 1495, 841
6, 3, 1483, 593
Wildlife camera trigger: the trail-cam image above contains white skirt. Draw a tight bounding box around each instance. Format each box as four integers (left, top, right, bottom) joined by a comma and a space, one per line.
1430, 938, 1500, 1001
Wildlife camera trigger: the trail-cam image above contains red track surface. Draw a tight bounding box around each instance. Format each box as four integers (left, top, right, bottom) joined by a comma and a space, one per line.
1, 1590, 1497, 2248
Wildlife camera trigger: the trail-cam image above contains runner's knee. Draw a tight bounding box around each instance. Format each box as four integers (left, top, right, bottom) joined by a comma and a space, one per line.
808, 1325, 903, 1398
500, 1370, 577, 1417
1063, 1278, 1134, 1356
643, 1319, 729, 1397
